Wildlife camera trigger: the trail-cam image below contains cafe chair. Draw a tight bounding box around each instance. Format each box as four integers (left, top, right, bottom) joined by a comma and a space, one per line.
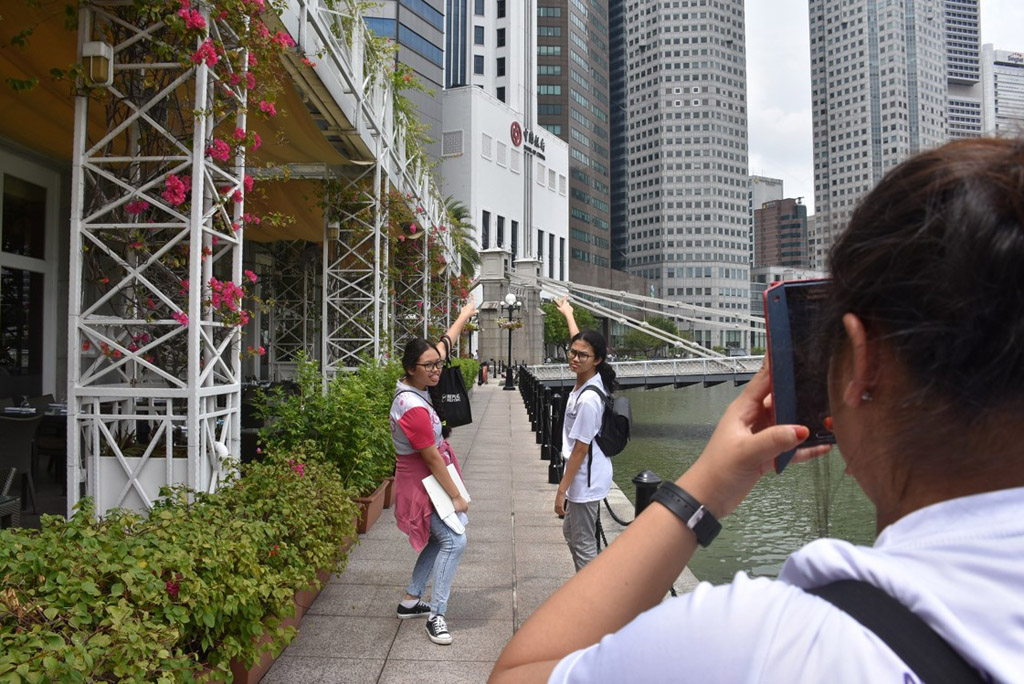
0, 467, 19, 528
0, 415, 44, 513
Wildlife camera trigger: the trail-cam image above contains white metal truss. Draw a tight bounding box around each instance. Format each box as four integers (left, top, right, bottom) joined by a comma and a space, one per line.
68, 3, 246, 515
267, 241, 322, 375
537, 276, 768, 359
322, 163, 389, 373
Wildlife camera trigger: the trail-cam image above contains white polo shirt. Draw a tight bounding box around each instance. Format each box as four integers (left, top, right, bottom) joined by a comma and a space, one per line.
550, 486, 1024, 683
561, 374, 612, 503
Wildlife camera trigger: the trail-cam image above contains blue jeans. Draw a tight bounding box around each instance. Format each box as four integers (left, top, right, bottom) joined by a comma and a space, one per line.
406, 511, 467, 616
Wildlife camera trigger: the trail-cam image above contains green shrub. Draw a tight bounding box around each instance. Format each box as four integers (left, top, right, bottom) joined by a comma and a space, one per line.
254, 354, 403, 497
0, 448, 357, 683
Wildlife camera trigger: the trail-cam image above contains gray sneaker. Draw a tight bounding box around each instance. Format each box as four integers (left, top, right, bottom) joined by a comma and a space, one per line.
426, 614, 453, 645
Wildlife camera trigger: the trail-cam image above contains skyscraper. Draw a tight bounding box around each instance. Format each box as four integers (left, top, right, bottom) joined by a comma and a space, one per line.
536, 0, 615, 288
808, 0, 962, 269
622, 0, 750, 350
363, 2, 446, 159
945, 0, 982, 139
981, 44, 1024, 135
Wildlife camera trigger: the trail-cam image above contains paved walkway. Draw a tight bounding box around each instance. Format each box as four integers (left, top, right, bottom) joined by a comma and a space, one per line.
264, 379, 697, 684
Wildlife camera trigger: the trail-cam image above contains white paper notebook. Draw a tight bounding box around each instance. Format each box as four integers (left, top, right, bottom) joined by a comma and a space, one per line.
422, 463, 471, 533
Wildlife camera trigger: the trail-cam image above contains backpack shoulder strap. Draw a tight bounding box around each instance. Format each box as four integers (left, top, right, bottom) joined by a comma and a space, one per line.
805, 580, 985, 684
581, 384, 608, 402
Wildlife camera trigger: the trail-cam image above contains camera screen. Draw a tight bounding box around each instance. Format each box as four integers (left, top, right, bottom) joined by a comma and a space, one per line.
786, 283, 834, 445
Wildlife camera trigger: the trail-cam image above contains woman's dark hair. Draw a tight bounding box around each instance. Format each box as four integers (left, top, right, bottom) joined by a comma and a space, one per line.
400, 337, 451, 438
826, 137, 1024, 420
571, 330, 618, 392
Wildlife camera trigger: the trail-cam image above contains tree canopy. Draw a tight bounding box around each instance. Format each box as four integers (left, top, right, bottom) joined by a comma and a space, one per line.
541, 300, 598, 357
619, 316, 681, 358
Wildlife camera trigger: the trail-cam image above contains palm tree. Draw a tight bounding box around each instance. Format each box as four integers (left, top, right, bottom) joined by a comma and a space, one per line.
444, 197, 481, 281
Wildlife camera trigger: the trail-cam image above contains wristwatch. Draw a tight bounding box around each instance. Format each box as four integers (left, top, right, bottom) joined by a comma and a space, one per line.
651, 481, 722, 547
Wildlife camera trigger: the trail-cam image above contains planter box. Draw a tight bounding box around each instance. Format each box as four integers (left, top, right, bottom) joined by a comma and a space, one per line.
382, 476, 396, 509
97, 456, 188, 513
354, 480, 388, 534
293, 568, 332, 620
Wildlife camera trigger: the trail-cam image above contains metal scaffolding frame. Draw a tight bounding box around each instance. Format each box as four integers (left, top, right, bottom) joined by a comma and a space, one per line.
68, 3, 246, 515
267, 240, 322, 375
66, 0, 459, 515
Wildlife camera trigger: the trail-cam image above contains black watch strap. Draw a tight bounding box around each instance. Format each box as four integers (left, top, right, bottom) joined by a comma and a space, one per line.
652, 481, 722, 547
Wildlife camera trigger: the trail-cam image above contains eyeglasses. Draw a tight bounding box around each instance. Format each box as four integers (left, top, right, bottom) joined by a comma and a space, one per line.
417, 361, 444, 371
568, 349, 593, 361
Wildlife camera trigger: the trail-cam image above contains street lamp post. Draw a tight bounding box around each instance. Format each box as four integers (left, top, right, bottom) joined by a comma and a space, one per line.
500, 292, 522, 391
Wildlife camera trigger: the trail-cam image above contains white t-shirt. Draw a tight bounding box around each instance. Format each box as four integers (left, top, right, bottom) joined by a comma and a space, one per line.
550, 486, 1024, 683
561, 374, 612, 503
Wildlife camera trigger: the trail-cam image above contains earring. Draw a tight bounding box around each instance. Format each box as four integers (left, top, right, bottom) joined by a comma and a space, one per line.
861, 391, 873, 402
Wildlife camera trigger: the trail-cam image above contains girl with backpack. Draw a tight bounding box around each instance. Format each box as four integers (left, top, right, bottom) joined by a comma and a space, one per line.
553, 297, 618, 572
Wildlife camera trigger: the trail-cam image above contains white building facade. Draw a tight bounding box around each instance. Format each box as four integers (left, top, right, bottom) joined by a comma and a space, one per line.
440, 87, 569, 282
981, 45, 1024, 135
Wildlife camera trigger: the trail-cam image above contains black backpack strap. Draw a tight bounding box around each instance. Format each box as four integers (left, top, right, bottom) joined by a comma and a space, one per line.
805, 580, 984, 684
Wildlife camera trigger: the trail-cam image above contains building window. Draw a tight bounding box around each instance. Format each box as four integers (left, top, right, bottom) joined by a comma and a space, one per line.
474, 54, 484, 74
497, 28, 506, 47
537, 230, 544, 258
398, 24, 443, 65
538, 26, 562, 36
364, 17, 396, 38
497, 86, 506, 102
537, 84, 561, 95
559, 237, 565, 279
474, 25, 484, 45
497, 215, 505, 248
537, 45, 561, 56
538, 65, 562, 75
474, 0, 484, 15
497, 0, 505, 18
542, 123, 562, 135
482, 210, 490, 249
399, 0, 444, 31
496, 57, 506, 77
549, 234, 555, 277
538, 7, 561, 16
511, 220, 519, 261
538, 104, 562, 115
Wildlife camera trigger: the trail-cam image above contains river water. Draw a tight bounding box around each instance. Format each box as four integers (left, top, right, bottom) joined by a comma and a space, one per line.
610, 383, 877, 585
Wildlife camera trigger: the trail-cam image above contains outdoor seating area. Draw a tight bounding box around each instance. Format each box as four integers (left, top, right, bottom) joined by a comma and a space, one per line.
0, 394, 68, 525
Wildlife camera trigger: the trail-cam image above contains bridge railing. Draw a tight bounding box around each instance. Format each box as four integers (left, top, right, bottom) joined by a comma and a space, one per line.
527, 356, 764, 384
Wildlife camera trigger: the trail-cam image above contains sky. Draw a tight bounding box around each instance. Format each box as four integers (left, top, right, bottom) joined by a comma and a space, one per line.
744, 0, 1024, 215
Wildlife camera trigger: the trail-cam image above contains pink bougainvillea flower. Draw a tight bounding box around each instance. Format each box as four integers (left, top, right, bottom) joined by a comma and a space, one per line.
231, 222, 241, 232
125, 200, 150, 215
408, 223, 418, 233
244, 174, 254, 193
161, 175, 188, 206
190, 39, 218, 67
206, 138, 231, 162
228, 72, 242, 86
244, 269, 258, 283
258, 345, 266, 356
166, 581, 179, 598
302, 57, 317, 67
178, 8, 206, 30
100, 277, 110, 285
252, 132, 262, 150
248, 52, 258, 67
258, 100, 277, 117
243, 212, 261, 225
129, 241, 143, 250
211, 235, 219, 246
398, 234, 406, 242
82, 341, 91, 351
172, 311, 189, 327
232, 190, 243, 203
272, 31, 296, 48
245, 72, 256, 90
233, 127, 246, 142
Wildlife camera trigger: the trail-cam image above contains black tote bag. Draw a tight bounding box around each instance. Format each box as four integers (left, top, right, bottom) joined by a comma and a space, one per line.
438, 337, 473, 428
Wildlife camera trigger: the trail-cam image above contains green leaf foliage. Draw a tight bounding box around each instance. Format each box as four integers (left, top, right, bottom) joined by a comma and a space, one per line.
0, 448, 357, 682
541, 300, 598, 354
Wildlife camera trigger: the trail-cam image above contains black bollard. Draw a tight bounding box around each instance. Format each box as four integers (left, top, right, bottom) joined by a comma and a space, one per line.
632, 470, 663, 518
